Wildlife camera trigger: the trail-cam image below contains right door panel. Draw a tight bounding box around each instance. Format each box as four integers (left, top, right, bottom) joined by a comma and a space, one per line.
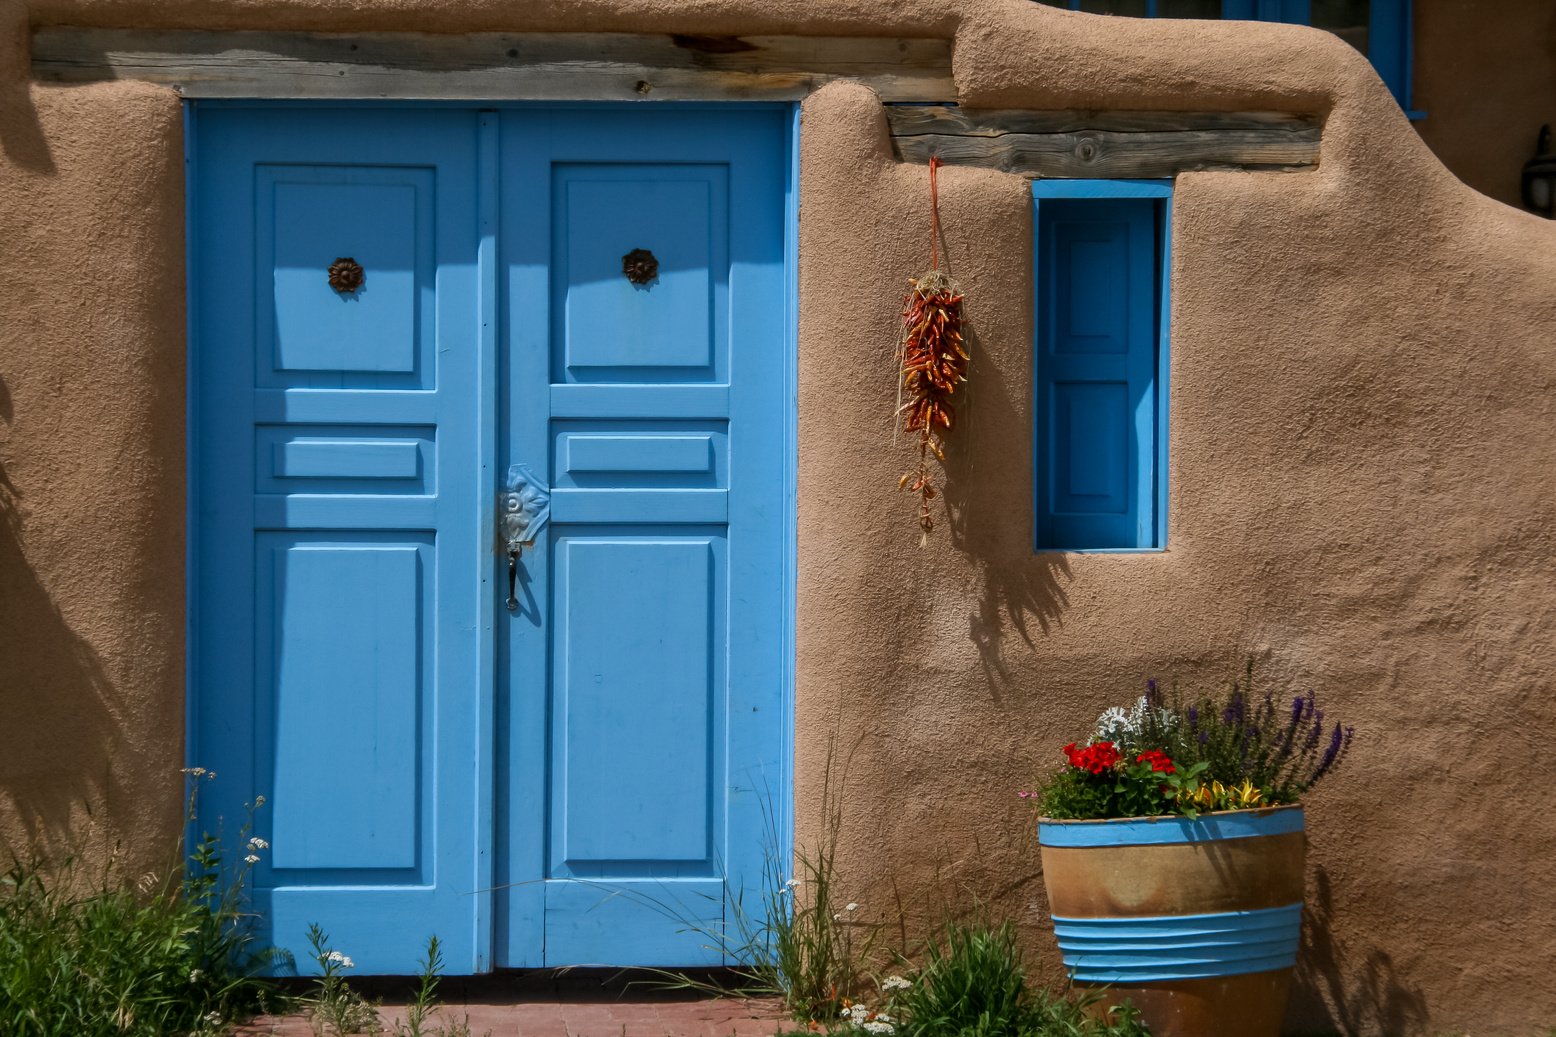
496, 108, 789, 968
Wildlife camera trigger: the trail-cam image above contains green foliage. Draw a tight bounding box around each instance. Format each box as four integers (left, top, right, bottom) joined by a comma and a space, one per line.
0, 788, 285, 1037
646, 748, 879, 1024
880, 916, 1148, 1037
888, 917, 1030, 1037
304, 924, 382, 1036
385, 935, 488, 1037
1038, 756, 1212, 823
1036, 659, 1355, 821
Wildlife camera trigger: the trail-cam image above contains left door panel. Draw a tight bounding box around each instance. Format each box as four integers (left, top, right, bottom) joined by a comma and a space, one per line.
192, 106, 489, 974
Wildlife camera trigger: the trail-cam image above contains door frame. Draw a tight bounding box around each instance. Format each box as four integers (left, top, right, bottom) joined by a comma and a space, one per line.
183, 99, 800, 972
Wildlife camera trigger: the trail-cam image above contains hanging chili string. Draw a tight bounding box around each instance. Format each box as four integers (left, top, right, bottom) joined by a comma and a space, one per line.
896, 157, 968, 545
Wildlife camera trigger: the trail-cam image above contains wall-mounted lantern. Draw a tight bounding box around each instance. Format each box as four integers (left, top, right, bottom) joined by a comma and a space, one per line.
1522, 125, 1556, 218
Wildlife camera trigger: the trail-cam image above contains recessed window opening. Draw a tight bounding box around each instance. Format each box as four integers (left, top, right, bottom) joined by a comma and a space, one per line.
1032, 180, 1170, 553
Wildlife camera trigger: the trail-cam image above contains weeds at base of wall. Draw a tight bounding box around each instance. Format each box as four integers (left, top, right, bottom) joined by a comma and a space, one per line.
301, 926, 489, 1037
639, 747, 1145, 1037
0, 776, 287, 1037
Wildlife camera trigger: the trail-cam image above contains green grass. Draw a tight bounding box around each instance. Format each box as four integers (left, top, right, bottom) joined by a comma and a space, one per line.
882, 915, 1148, 1037
0, 786, 287, 1037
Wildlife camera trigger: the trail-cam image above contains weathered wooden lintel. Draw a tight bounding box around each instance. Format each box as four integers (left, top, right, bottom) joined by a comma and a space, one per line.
30, 28, 958, 102
886, 105, 1321, 178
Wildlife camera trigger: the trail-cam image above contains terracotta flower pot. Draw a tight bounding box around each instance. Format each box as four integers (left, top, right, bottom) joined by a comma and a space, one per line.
1038, 805, 1305, 1037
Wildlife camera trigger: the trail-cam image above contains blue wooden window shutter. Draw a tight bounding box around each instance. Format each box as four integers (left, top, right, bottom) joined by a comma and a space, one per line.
1033, 180, 1170, 552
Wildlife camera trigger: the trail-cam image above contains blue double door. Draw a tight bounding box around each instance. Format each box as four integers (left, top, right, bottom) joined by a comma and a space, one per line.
191, 105, 791, 973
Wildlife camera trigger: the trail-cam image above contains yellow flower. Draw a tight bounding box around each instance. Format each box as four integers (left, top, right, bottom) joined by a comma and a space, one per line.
1232, 779, 1265, 808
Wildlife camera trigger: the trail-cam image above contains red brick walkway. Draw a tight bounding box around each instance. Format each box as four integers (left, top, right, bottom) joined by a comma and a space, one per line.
234, 972, 792, 1037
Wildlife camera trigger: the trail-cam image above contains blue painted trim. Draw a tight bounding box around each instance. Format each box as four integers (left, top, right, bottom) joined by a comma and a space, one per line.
1039, 806, 1304, 846
194, 99, 795, 112
473, 110, 499, 973
780, 101, 800, 902
1368, 0, 1413, 111
182, 98, 199, 852
1155, 188, 1172, 551
1052, 903, 1302, 982
1031, 179, 1172, 199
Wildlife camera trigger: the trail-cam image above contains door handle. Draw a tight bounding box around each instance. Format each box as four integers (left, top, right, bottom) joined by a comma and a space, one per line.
499, 463, 550, 612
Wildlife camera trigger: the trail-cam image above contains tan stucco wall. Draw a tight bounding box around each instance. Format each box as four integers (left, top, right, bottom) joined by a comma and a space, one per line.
1, 2, 1554, 1034
1413, 0, 1556, 211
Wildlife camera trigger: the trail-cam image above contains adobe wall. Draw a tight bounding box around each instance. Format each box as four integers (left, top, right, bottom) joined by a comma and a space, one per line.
1413, 0, 1556, 210
0, 1, 1553, 1034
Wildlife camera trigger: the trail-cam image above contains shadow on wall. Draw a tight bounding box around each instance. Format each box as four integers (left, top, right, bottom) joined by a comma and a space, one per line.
0, 374, 124, 864
0, 81, 56, 174
940, 320, 1073, 693
1289, 865, 1430, 1036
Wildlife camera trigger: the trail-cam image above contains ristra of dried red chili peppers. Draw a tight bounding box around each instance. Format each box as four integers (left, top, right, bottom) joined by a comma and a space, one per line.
896, 157, 967, 544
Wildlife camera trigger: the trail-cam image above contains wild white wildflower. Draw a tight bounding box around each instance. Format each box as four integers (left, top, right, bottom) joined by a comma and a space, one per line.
863, 1022, 894, 1034
180, 767, 206, 777
848, 1005, 871, 1022
784, 878, 802, 888
204, 1012, 222, 1025
255, 795, 266, 806
872, 1014, 892, 1023
880, 976, 911, 991
845, 903, 859, 911
327, 950, 356, 968
833, 914, 842, 921
189, 968, 203, 983
248, 837, 269, 850
244, 854, 260, 864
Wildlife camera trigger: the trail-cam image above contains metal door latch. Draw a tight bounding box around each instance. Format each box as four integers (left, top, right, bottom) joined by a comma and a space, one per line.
499, 463, 550, 611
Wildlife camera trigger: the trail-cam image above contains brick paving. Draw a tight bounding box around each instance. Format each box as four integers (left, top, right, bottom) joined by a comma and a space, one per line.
233, 970, 792, 1037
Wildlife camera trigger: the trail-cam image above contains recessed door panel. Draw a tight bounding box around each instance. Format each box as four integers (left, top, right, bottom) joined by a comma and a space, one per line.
267, 541, 423, 872
553, 165, 728, 381
555, 537, 717, 866
256, 164, 436, 388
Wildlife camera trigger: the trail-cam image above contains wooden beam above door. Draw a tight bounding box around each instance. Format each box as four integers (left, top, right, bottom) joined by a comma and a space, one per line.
30, 28, 957, 102
886, 105, 1321, 177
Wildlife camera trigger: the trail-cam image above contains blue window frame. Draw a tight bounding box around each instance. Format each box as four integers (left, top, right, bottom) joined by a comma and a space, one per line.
1032, 180, 1170, 552
1034, 0, 1415, 113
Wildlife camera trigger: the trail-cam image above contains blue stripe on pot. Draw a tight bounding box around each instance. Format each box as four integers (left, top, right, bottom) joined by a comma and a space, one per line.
1039, 806, 1304, 847
1051, 903, 1302, 982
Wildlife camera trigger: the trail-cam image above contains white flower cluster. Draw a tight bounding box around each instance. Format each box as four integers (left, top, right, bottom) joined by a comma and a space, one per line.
244, 836, 269, 865
1093, 695, 1175, 750
327, 950, 355, 969
880, 976, 912, 991
846, 1003, 894, 1035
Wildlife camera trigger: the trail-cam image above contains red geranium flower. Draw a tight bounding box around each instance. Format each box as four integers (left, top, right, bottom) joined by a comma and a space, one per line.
1136, 750, 1175, 774
1063, 741, 1121, 775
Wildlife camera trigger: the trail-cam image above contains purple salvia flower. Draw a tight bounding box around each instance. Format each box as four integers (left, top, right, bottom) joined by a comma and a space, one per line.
1290, 695, 1305, 724
1186, 705, 1199, 729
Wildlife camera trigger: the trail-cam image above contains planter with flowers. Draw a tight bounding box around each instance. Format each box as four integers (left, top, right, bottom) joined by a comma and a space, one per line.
1028, 668, 1353, 1037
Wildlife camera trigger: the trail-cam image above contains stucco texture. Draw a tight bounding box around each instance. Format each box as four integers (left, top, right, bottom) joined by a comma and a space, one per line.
1, 1, 1553, 1034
